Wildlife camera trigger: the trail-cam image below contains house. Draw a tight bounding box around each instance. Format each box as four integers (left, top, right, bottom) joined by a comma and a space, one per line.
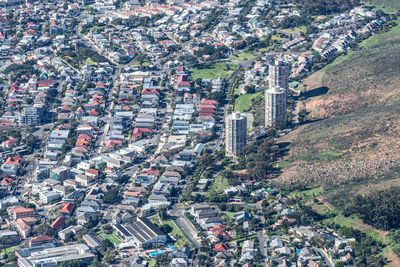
0, 230, 19, 245
51, 217, 66, 231
233, 211, 252, 223
39, 191, 61, 204
8, 206, 34, 220
15, 217, 36, 238
170, 257, 188, 267
58, 225, 83, 240
83, 234, 102, 249
2, 138, 17, 148
2, 156, 23, 176
190, 204, 222, 228
59, 202, 75, 217
271, 237, 284, 248
29, 235, 54, 247
63, 190, 85, 203
76, 174, 92, 187
213, 243, 229, 252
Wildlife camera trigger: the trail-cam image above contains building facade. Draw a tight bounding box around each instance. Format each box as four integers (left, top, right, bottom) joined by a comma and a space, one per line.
265, 86, 287, 129
268, 59, 291, 96
225, 112, 247, 157
19, 107, 40, 125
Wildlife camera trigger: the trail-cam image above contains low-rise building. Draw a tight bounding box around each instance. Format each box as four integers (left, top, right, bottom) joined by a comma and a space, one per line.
113, 217, 167, 248
17, 244, 94, 267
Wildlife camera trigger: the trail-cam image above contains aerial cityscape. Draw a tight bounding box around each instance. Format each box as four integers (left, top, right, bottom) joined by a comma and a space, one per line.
0, 0, 399, 266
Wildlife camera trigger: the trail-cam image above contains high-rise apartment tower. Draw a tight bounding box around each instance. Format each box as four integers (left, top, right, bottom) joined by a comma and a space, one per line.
225, 112, 247, 157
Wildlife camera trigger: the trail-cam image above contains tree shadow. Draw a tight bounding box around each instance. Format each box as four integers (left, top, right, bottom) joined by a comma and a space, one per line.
298, 118, 324, 126
278, 142, 290, 149
301, 86, 329, 98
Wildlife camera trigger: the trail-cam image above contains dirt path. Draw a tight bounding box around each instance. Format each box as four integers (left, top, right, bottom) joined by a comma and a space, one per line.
385, 249, 400, 267
339, 216, 388, 242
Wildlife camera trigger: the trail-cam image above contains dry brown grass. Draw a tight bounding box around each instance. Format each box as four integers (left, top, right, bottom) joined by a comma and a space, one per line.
274, 31, 400, 194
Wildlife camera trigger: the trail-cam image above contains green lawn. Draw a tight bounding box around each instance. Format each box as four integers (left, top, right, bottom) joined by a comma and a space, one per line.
0, 245, 18, 255
229, 51, 255, 62
271, 35, 283, 42
281, 26, 306, 34
222, 211, 237, 219
208, 175, 228, 196
149, 215, 161, 225
366, 0, 400, 12
311, 203, 331, 215
290, 186, 324, 200
85, 58, 98, 66
235, 91, 263, 112
90, 25, 106, 32
148, 258, 156, 267
319, 150, 344, 159
190, 62, 239, 80
323, 216, 383, 242
97, 229, 123, 245
276, 161, 289, 169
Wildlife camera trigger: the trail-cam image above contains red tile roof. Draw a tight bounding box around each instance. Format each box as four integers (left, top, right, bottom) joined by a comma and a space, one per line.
5, 156, 22, 165
9, 206, 34, 214
59, 203, 75, 214
141, 88, 159, 95
50, 217, 66, 230
87, 169, 99, 175
213, 243, 229, 252
201, 99, 218, 105
30, 234, 54, 244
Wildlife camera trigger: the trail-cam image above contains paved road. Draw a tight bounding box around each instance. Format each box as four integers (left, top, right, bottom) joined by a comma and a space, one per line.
315, 247, 334, 267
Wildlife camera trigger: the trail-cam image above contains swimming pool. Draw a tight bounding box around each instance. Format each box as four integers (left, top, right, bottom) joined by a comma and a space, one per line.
149, 250, 166, 257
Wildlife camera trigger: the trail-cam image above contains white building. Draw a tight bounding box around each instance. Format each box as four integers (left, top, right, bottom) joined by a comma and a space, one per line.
225, 112, 247, 157
265, 86, 286, 129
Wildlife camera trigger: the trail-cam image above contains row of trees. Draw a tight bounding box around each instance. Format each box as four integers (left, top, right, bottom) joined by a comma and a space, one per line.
343, 187, 400, 230
241, 132, 277, 180
289, 0, 361, 15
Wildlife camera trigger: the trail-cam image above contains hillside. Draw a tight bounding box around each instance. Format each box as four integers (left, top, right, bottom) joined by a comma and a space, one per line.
276, 20, 400, 205
367, 0, 400, 10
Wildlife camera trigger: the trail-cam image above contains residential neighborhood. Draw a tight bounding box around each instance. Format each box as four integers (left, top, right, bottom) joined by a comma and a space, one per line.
0, 0, 396, 266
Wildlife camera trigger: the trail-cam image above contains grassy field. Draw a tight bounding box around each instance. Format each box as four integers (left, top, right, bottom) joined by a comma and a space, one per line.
235, 91, 263, 112
97, 229, 123, 245
0, 245, 19, 255
308, 200, 384, 242
207, 175, 228, 196
271, 35, 283, 42
222, 211, 237, 219
85, 58, 98, 66
366, 0, 400, 11
319, 151, 344, 159
281, 26, 307, 34
323, 215, 384, 242
229, 51, 255, 62
190, 62, 239, 80
290, 187, 324, 201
